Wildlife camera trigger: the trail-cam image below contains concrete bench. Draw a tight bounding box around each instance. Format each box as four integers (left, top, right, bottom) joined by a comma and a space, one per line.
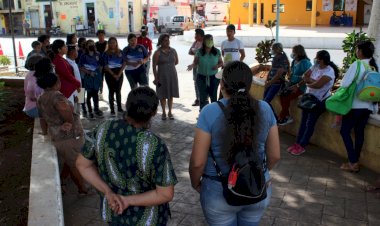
28, 119, 64, 226
250, 77, 380, 173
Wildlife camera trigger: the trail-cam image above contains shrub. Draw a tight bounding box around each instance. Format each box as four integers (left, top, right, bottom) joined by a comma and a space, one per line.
0, 56, 11, 66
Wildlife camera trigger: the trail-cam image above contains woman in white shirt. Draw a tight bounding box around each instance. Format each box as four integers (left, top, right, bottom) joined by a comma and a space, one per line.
339, 41, 379, 172
288, 50, 339, 156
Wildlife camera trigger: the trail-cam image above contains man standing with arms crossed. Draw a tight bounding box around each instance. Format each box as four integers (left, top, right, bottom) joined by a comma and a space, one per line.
188, 28, 204, 106
137, 26, 153, 84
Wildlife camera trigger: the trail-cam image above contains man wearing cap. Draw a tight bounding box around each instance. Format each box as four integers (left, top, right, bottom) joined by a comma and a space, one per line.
188, 28, 204, 106
137, 26, 153, 84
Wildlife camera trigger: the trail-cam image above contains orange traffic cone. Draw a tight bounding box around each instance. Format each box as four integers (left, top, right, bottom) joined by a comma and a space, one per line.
237, 18, 242, 30
18, 41, 24, 59
0, 44, 3, 56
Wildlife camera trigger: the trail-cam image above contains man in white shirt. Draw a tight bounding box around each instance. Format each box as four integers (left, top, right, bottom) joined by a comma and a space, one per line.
146, 19, 156, 40
66, 46, 83, 115
188, 28, 204, 106
221, 24, 245, 64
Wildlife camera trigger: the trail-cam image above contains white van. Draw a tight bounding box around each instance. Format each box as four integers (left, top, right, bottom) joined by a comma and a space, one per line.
205, 1, 229, 26
166, 15, 194, 35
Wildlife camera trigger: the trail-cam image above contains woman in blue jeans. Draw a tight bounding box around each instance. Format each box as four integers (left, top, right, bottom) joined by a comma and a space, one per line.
339, 41, 378, 172
187, 34, 223, 110
288, 50, 339, 156
189, 61, 280, 226
263, 43, 289, 117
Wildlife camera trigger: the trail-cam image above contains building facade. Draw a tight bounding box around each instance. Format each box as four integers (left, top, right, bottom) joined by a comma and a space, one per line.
1, 0, 143, 35
229, 0, 373, 27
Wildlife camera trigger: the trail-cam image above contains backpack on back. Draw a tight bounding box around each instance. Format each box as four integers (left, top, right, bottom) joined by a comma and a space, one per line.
356, 63, 380, 102
209, 101, 267, 206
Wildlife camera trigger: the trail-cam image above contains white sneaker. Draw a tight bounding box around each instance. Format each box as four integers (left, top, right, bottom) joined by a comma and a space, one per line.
278, 117, 294, 126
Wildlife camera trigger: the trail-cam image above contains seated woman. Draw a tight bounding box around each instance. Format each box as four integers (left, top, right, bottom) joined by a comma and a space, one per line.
189, 61, 280, 225
35, 60, 88, 194
277, 45, 312, 125
288, 50, 339, 156
76, 86, 178, 225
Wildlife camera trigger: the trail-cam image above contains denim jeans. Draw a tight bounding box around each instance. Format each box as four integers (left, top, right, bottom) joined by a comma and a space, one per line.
340, 109, 371, 163
193, 68, 199, 100
263, 84, 282, 119
296, 100, 326, 147
197, 74, 220, 110
24, 107, 39, 118
125, 67, 148, 90
200, 174, 271, 226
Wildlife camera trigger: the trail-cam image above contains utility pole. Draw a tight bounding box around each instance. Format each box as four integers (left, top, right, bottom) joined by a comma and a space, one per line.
50, 0, 54, 27
275, 0, 280, 42
8, 0, 18, 74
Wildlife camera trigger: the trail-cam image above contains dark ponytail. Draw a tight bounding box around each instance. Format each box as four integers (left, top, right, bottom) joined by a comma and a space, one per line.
221, 61, 259, 164
357, 41, 378, 72
316, 50, 340, 82
328, 61, 340, 83
369, 58, 379, 72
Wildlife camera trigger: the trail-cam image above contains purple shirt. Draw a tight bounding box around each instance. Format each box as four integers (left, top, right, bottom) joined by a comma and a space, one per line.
23, 71, 43, 111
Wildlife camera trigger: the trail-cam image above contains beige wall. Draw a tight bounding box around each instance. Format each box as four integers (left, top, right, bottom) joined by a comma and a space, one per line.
250, 82, 380, 174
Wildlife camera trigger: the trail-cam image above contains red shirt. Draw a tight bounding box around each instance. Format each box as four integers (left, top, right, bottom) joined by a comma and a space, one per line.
137, 36, 153, 54
52, 55, 80, 98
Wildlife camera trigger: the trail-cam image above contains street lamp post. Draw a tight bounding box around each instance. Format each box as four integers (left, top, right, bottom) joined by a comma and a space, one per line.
275, 0, 280, 42
8, 0, 18, 74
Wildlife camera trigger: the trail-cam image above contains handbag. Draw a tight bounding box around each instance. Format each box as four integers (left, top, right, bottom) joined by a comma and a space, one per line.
298, 93, 321, 111
278, 82, 294, 97
326, 61, 361, 115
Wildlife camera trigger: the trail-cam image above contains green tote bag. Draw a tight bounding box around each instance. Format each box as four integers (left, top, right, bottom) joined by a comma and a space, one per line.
326, 60, 361, 115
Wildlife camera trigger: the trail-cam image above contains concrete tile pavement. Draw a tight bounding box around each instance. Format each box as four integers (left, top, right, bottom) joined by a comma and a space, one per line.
63, 70, 380, 226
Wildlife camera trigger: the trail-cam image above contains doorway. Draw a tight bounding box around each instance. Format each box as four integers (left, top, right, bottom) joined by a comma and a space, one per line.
128, 2, 134, 32
253, 3, 264, 24
86, 3, 95, 33
43, 5, 52, 28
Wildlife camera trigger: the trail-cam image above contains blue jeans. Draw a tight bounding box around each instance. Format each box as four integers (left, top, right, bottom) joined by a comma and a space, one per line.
340, 109, 371, 163
296, 100, 326, 147
263, 84, 282, 119
24, 107, 39, 118
197, 74, 220, 110
200, 175, 271, 226
125, 67, 148, 90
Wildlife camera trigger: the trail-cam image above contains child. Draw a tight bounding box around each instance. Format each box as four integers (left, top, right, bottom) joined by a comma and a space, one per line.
25, 41, 42, 70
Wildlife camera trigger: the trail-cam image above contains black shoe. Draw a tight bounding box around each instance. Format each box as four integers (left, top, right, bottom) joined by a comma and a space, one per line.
82, 111, 88, 118
95, 110, 103, 117
192, 99, 200, 106
117, 108, 124, 113
110, 110, 115, 116
89, 112, 94, 119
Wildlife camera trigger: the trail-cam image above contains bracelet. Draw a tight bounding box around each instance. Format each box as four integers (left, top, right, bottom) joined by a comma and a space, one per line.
296, 83, 300, 88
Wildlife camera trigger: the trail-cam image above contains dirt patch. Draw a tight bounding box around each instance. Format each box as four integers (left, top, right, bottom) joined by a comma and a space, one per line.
0, 85, 33, 226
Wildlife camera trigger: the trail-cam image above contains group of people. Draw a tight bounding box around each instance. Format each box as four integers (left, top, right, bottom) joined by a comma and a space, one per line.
21, 23, 380, 225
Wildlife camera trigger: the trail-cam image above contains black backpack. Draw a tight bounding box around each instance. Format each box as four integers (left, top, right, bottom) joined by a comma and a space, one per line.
209, 101, 268, 206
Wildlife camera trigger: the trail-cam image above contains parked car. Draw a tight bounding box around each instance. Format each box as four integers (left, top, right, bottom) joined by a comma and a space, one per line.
166, 15, 194, 35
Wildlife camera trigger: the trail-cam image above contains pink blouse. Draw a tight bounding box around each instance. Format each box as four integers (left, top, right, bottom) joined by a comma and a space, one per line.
23, 71, 43, 111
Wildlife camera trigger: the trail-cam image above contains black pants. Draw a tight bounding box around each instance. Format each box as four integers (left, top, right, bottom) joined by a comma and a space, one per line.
105, 68, 124, 111
86, 89, 99, 113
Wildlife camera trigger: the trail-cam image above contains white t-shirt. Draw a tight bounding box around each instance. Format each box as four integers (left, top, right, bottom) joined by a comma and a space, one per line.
341, 59, 378, 113
306, 65, 335, 101
221, 38, 244, 64
147, 22, 155, 33
66, 58, 82, 104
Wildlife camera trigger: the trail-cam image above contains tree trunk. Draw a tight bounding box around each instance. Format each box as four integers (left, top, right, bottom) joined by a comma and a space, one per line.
368, 0, 380, 67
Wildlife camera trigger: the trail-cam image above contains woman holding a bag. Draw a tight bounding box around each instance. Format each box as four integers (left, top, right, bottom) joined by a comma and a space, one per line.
288, 50, 339, 156
339, 41, 378, 172
277, 45, 312, 126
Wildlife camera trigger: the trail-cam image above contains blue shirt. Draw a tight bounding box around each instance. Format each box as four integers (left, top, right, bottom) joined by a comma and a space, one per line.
122, 44, 148, 71
79, 52, 101, 72
102, 50, 124, 69
196, 99, 276, 178
290, 58, 312, 92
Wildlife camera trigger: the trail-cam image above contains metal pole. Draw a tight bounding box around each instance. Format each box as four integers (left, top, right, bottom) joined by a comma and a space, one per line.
50, 0, 54, 26
8, 0, 18, 74
275, 0, 280, 42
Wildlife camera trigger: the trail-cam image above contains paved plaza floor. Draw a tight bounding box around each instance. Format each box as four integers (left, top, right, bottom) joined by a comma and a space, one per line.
62, 84, 380, 226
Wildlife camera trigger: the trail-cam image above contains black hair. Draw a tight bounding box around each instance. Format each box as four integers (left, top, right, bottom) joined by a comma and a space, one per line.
195, 28, 205, 36
200, 34, 217, 56
157, 34, 170, 47
316, 50, 340, 82
128, 33, 136, 41
226, 24, 236, 32
221, 61, 259, 164
96, 30, 105, 36
67, 45, 77, 55
51, 39, 65, 54
37, 72, 58, 89
126, 86, 159, 124
78, 37, 86, 49
34, 57, 54, 79
292, 44, 309, 61
66, 33, 76, 45
26, 54, 43, 71
31, 41, 41, 49
37, 34, 50, 43
357, 40, 379, 72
